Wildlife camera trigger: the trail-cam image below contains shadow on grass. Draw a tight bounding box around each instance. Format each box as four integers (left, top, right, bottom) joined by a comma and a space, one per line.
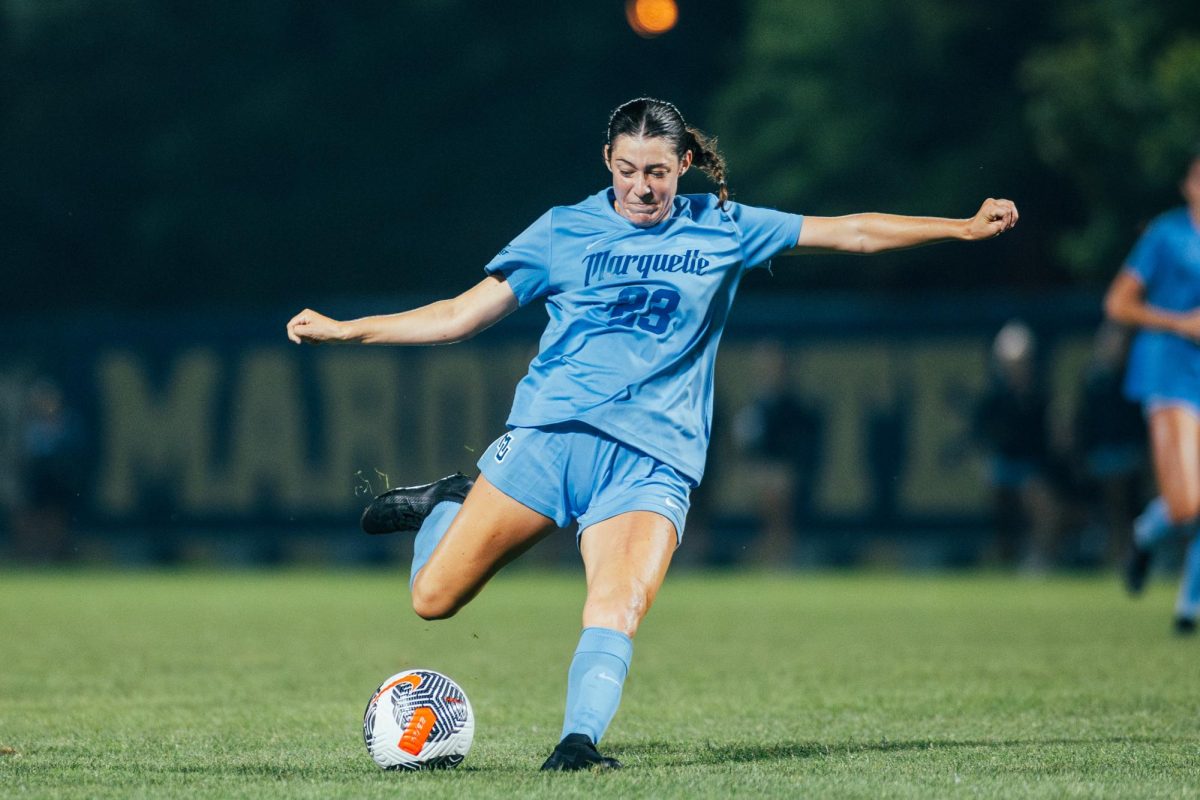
160, 735, 1172, 777
608, 735, 1171, 767
171, 760, 530, 778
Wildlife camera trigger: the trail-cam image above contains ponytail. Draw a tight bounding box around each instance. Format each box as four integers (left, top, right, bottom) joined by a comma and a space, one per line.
686, 126, 728, 207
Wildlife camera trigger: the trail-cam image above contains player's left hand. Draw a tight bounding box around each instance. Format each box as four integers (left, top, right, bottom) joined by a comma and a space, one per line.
967, 198, 1019, 240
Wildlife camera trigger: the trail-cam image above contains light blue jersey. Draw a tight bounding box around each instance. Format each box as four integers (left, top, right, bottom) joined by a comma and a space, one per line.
484, 188, 803, 485
1123, 208, 1200, 406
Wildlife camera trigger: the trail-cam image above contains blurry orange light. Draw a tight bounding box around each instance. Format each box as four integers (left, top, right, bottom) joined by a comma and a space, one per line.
626, 0, 678, 38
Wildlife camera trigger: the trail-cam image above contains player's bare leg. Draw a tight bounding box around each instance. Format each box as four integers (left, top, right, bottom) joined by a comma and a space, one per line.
579, 511, 677, 637
1148, 408, 1200, 632
1149, 407, 1200, 524
542, 511, 676, 771
409, 474, 555, 620
1126, 407, 1200, 595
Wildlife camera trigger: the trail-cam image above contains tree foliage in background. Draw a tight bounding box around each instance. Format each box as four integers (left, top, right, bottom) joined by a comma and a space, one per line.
713, 0, 1200, 287
1022, 0, 1200, 278
1, 1, 733, 311
5, 0, 1200, 309
709, 0, 1060, 291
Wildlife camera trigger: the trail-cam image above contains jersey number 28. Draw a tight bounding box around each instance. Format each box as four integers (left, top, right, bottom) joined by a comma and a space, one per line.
608, 287, 681, 334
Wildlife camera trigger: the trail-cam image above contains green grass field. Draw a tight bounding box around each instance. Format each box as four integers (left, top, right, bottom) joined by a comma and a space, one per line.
1, 568, 1198, 798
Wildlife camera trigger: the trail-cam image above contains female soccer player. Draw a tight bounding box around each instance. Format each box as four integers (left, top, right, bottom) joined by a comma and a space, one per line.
287, 98, 1019, 769
1105, 150, 1200, 635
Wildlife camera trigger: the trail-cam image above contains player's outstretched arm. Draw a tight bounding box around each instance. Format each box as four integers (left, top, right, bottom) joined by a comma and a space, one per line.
788, 198, 1019, 255
286, 275, 520, 346
1105, 269, 1200, 342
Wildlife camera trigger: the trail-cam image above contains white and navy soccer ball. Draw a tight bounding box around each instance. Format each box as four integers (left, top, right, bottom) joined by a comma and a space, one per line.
362, 668, 475, 770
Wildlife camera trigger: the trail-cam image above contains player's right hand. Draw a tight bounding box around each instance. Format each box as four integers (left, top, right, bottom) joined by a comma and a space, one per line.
286, 308, 343, 344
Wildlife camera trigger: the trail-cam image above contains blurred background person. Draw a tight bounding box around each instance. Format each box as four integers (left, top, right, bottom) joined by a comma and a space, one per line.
11, 379, 84, 563
682, 398, 727, 567
865, 377, 912, 526
1070, 321, 1147, 566
731, 340, 824, 566
973, 320, 1062, 571
1105, 149, 1200, 635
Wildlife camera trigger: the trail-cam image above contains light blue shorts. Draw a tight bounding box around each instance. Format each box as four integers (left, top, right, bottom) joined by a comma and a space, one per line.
1144, 397, 1200, 421
477, 422, 689, 544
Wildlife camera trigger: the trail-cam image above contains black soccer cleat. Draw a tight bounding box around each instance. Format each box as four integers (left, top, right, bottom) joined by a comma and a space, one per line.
360, 472, 474, 535
1123, 544, 1153, 596
1174, 616, 1197, 637
540, 733, 622, 772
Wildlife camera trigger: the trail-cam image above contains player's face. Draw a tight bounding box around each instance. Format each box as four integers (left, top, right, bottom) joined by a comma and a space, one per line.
606, 135, 692, 227
1182, 157, 1200, 210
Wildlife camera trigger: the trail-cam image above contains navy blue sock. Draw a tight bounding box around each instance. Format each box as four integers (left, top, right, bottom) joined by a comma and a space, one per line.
560, 627, 633, 744
408, 501, 460, 590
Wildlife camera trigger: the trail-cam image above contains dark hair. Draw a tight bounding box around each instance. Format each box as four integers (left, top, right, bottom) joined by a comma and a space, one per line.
605, 97, 729, 206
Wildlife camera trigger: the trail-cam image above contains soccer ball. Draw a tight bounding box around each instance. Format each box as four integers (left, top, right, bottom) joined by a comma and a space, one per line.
362, 668, 475, 770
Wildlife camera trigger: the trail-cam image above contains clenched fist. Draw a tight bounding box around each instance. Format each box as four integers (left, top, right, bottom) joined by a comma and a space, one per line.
286, 308, 345, 344
967, 198, 1019, 240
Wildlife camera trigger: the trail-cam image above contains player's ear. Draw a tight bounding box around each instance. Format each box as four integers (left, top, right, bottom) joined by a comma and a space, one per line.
603, 144, 612, 171
679, 149, 692, 175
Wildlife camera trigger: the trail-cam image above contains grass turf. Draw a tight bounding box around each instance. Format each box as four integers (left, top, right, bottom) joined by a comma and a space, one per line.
1, 568, 1198, 798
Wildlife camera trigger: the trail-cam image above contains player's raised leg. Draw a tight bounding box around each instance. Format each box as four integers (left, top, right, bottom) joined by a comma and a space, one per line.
542, 511, 676, 771
408, 474, 556, 620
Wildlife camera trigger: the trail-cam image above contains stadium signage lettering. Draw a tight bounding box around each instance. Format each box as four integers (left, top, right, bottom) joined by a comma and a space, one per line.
83, 335, 1081, 523
92, 347, 507, 517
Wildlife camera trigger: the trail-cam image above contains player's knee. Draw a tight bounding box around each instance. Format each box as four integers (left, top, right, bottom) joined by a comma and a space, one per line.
583, 582, 652, 638
410, 578, 460, 621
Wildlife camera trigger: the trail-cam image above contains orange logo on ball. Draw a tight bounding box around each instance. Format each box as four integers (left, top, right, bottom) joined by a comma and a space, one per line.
399, 707, 437, 755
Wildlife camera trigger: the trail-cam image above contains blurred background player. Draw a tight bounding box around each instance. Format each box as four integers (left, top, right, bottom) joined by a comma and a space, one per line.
973, 320, 1062, 570
287, 98, 1019, 769
10, 378, 83, 563
1105, 149, 1200, 635
730, 340, 824, 566
1071, 321, 1147, 566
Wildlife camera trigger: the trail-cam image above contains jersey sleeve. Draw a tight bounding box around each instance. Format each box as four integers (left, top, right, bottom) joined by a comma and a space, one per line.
1124, 218, 1166, 286
483, 210, 554, 306
725, 201, 804, 271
